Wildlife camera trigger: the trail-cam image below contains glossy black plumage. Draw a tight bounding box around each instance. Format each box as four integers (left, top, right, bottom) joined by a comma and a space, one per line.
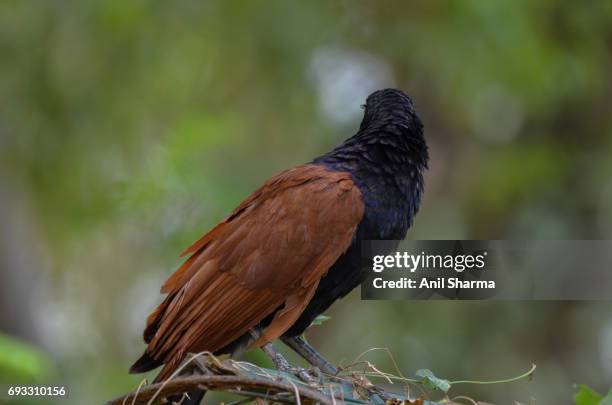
285, 88, 429, 336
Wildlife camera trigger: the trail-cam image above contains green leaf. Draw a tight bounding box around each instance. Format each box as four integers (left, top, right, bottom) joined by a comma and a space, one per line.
310, 314, 331, 326
0, 333, 53, 384
600, 389, 612, 405
415, 369, 451, 393
573, 384, 602, 405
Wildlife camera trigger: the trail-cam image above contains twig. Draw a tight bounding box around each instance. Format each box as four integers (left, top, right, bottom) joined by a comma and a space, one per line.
125, 378, 147, 405
106, 375, 336, 405
450, 363, 537, 385
146, 351, 212, 405
451, 396, 479, 405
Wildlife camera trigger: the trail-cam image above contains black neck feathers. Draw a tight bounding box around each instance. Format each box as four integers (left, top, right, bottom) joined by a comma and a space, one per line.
315, 88, 428, 176
314, 88, 429, 239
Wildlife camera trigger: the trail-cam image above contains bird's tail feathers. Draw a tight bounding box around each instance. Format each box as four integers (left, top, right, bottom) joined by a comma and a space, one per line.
129, 350, 163, 374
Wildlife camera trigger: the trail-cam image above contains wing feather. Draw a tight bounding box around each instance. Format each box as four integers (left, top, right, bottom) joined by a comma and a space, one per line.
139, 164, 364, 380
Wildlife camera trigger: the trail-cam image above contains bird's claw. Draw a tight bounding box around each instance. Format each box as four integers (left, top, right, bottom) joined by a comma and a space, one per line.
279, 365, 322, 385
261, 343, 323, 384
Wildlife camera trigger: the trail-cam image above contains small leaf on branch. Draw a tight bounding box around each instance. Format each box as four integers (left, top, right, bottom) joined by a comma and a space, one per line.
415, 369, 451, 393
310, 314, 331, 326
572, 384, 612, 405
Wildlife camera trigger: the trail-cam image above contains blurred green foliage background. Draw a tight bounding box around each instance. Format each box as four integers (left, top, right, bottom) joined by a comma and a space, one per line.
1, 1, 612, 403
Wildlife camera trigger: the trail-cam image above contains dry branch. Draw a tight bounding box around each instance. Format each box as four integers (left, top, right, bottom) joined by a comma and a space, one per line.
105, 374, 336, 405
106, 353, 437, 405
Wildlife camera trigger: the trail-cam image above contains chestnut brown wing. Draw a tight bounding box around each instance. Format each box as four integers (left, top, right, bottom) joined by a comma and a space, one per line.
140, 164, 364, 380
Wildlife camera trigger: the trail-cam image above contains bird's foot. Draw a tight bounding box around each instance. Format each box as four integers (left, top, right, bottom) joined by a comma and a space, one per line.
280, 364, 323, 385
281, 335, 339, 376
261, 342, 292, 370
261, 343, 322, 385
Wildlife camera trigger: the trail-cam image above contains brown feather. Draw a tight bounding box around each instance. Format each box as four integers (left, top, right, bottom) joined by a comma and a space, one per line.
140, 164, 364, 381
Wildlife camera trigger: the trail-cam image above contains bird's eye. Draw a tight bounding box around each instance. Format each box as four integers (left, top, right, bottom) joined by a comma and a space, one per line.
360, 104, 366, 110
